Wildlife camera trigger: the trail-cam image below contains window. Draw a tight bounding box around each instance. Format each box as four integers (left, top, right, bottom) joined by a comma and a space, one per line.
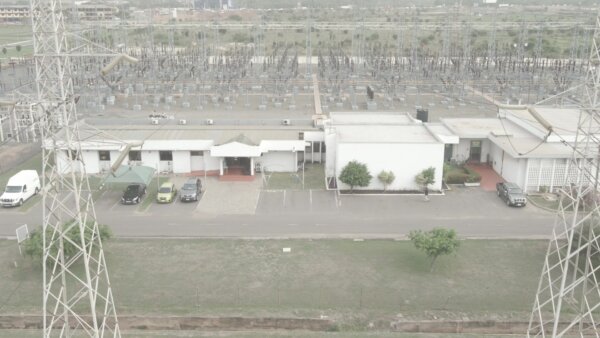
298, 132, 304, 140
313, 142, 321, 152
128, 151, 141, 161
159, 151, 173, 161
321, 142, 326, 153
99, 151, 111, 161
190, 151, 204, 156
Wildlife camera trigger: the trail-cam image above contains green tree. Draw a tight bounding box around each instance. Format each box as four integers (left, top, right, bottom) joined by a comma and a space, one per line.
415, 167, 436, 189
339, 161, 371, 192
409, 228, 460, 272
23, 222, 112, 266
2, 47, 6, 55
377, 170, 395, 191
15, 45, 21, 53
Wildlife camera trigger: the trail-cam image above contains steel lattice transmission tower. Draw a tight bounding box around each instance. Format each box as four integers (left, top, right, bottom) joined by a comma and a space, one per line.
31, 0, 121, 337
527, 13, 600, 338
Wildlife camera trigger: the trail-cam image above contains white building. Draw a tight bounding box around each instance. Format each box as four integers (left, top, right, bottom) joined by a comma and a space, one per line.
50, 120, 313, 177
443, 107, 581, 192
324, 113, 458, 191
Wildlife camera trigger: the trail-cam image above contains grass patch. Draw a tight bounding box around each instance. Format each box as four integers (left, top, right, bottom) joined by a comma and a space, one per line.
264, 163, 325, 190
443, 163, 480, 184
1, 238, 547, 325
137, 176, 168, 211
0, 329, 530, 338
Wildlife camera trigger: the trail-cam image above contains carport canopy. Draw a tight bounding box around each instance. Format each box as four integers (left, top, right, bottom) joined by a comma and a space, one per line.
104, 165, 155, 185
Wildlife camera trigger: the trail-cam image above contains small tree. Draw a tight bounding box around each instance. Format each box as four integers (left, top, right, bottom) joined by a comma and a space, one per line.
415, 167, 436, 191
409, 228, 460, 272
23, 222, 112, 266
377, 170, 395, 191
2, 47, 6, 55
15, 45, 21, 53
339, 161, 372, 192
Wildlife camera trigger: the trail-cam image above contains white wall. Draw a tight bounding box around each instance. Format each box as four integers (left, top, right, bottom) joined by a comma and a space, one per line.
324, 132, 337, 177
336, 143, 444, 191
259, 151, 297, 172
81, 150, 99, 174
453, 139, 490, 163
57, 150, 86, 174
204, 155, 221, 171
489, 143, 527, 189
172, 151, 191, 174
141, 151, 159, 171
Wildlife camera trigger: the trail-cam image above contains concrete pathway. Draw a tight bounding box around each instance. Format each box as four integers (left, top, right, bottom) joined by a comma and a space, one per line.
466, 163, 504, 191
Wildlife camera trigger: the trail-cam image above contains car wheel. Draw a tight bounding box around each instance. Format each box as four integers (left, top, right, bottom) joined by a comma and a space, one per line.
35, 187, 40, 195
496, 190, 500, 196
18, 199, 23, 206
506, 199, 511, 206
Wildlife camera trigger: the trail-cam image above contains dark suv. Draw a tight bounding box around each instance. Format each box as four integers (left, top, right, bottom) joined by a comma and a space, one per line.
121, 183, 146, 205
180, 178, 202, 202
496, 182, 527, 207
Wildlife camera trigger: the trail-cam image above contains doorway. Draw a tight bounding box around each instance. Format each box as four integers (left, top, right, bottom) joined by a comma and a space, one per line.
469, 140, 482, 162
225, 157, 251, 175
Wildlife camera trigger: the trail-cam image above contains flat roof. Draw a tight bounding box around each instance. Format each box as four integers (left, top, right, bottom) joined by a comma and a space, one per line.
502, 107, 581, 142
489, 134, 574, 158
440, 118, 510, 138
330, 112, 414, 125
336, 125, 439, 144
72, 122, 310, 145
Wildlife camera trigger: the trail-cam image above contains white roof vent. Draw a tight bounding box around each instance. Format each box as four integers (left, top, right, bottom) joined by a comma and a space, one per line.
282, 119, 291, 126
206, 119, 214, 125
151, 119, 159, 125
178, 119, 187, 125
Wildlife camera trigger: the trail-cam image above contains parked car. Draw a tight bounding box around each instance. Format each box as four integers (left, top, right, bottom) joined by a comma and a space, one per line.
180, 178, 202, 202
156, 182, 177, 203
496, 182, 527, 207
121, 183, 146, 205
0, 170, 41, 207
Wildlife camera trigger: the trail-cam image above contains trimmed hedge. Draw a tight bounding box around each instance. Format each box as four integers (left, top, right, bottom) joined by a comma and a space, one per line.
443, 165, 481, 184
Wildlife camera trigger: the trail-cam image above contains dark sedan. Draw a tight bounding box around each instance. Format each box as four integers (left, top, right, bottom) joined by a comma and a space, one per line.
121, 184, 146, 205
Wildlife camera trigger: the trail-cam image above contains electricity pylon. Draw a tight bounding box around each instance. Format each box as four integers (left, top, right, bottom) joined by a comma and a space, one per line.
31, 0, 121, 336
527, 13, 600, 338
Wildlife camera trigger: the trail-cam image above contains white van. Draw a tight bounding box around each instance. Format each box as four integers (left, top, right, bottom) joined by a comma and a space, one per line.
0, 170, 41, 207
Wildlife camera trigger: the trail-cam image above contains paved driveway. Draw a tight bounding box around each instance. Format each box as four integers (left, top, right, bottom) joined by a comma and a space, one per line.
0, 186, 556, 239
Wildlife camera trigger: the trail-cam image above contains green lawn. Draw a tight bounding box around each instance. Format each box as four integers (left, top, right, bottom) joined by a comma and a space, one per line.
1, 238, 547, 327
264, 163, 325, 190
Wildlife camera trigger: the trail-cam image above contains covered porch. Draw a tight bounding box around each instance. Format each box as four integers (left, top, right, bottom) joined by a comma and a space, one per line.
210, 135, 262, 181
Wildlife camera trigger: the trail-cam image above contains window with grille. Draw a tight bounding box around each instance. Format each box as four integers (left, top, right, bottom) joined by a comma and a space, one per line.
128, 151, 141, 161
159, 151, 173, 161
99, 151, 111, 161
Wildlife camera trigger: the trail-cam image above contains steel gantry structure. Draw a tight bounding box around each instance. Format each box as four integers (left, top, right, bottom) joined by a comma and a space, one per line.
31, 0, 121, 336
527, 12, 600, 338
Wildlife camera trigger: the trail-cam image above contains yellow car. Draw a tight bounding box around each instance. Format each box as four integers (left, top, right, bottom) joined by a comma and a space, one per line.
156, 182, 177, 203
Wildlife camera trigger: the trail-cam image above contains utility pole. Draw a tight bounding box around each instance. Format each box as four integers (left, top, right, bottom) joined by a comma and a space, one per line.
527, 12, 600, 338
31, 0, 121, 336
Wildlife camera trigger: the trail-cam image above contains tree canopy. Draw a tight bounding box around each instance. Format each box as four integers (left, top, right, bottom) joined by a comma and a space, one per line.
23, 222, 112, 266
408, 228, 460, 272
415, 167, 436, 187
339, 161, 372, 192
377, 170, 395, 191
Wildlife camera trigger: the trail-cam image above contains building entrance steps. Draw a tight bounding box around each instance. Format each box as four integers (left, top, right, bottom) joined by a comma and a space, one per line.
465, 163, 504, 192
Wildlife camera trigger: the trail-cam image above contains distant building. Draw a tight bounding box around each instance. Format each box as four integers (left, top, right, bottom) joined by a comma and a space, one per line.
0, 6, 30, 22
196, 0, 233, 10
75, 3, 118, 21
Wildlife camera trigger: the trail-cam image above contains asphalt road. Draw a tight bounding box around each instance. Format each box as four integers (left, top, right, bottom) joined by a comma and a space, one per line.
0, 187, 557, 239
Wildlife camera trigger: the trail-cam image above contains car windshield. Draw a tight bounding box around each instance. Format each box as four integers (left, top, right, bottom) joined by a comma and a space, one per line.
126, 186, 139, 192
182, 184, 196, 190
159, 187, 172, 193
5, 186, 22, 193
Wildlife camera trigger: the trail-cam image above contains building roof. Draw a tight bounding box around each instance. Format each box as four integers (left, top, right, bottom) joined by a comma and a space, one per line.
501, 107, 581, 143
440, 118, 508, 139
329, 112, 415, 125
335, 125, 440, 144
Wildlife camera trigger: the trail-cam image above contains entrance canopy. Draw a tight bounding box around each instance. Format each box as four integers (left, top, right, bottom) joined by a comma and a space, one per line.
104, 165, 155, 185
210, 141, 262, 157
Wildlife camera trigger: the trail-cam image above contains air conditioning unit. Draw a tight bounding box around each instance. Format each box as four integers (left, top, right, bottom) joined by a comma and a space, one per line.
205, 119, 214, 125
178, 119, 187, 125
282, 119, 291, 126
151, 119, 159, 125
